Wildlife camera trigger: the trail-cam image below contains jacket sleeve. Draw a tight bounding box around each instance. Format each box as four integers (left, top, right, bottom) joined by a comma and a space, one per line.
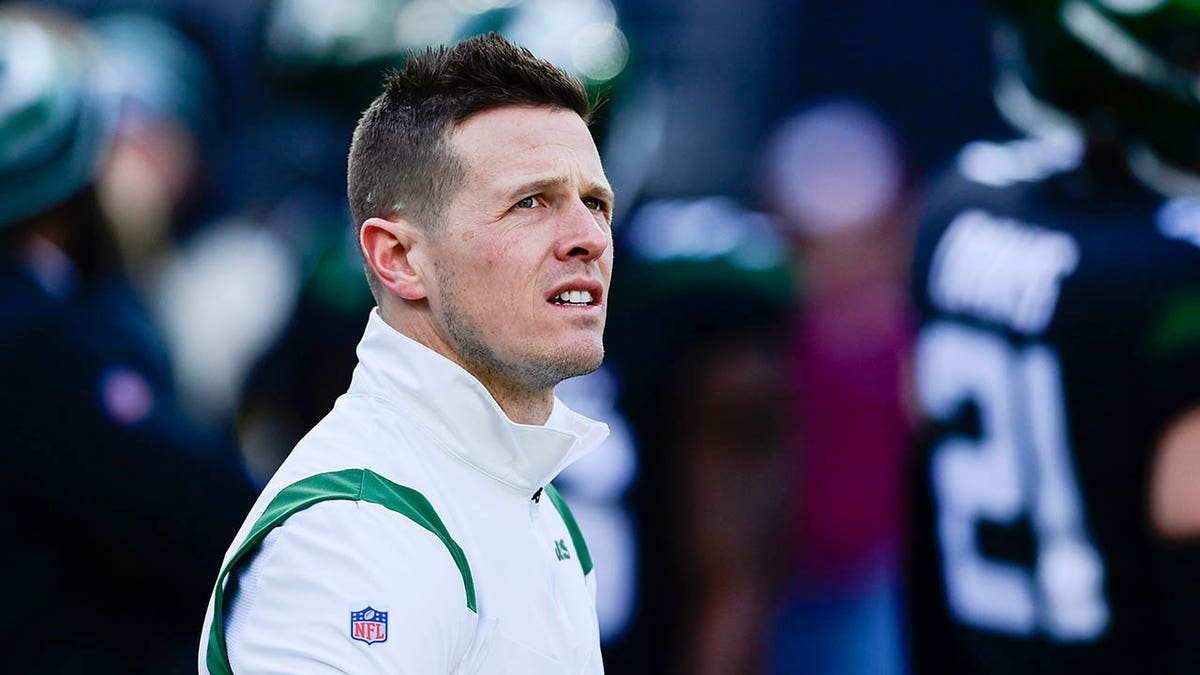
223, 499, 477, 674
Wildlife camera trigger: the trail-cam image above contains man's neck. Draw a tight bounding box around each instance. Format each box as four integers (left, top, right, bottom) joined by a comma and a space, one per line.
377, 302, 554, 426
474, 375, 555, 426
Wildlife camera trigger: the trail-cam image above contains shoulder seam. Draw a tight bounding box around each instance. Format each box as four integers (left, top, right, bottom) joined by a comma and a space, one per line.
203, 468, 475, 675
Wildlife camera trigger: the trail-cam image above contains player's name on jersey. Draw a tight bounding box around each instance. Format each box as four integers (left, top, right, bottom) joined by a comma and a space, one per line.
929, 209, 1080, 335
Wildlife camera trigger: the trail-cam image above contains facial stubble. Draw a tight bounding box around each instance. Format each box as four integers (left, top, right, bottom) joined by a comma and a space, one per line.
434, 261, 604, 396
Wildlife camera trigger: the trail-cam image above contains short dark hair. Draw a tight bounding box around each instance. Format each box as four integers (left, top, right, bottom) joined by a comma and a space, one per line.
347, 33, 591, 297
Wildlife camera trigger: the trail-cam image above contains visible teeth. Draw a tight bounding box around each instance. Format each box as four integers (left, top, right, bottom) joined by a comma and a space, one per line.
555, 290, 593, 305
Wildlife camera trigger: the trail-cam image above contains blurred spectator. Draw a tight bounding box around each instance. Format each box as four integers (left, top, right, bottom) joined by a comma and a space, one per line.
764, 100, 916, 675
605, 196, 792, 674
84, 10, 292, 428
90, 11, 215, 283
905, 1, 1200, 673
0, 6, 256, 672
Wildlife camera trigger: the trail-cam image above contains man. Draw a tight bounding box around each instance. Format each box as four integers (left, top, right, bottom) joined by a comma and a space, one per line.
199, 34, 615, 673
0, 7, 257, 673
905, 1, 1200, 673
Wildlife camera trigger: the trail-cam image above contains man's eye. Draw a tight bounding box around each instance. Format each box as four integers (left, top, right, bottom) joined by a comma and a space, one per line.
583, 197, 604, 211
515, 196, 537, 209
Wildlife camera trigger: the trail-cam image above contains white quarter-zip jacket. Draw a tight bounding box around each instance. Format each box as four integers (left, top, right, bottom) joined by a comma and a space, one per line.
199, 309, 610, 674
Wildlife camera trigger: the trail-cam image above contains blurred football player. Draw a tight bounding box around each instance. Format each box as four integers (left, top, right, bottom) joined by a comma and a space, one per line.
905, 1, 1200, 673
0, 7, 256, 672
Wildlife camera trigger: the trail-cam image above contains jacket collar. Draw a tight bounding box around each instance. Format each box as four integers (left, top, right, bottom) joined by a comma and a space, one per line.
347, 309, 609, 495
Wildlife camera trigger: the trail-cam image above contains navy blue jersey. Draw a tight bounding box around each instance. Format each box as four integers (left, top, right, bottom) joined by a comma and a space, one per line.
905, 136, 1200, 674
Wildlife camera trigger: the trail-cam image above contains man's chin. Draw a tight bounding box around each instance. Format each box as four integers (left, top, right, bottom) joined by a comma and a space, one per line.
565, 353, 604, 379
556, 346, 605, 378
529, 343, 604, 387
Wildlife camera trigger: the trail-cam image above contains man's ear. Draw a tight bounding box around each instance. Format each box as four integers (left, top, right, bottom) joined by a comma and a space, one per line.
360, 216, 428, 301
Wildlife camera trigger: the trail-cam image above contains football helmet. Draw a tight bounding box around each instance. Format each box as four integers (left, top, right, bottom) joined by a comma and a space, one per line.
990, 0, 1200, 170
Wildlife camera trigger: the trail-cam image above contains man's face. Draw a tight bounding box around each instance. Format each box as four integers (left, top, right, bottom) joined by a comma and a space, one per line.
421, 105, 614, 395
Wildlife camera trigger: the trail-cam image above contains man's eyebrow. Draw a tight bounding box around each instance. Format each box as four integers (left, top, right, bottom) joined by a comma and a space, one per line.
504, 177, 615, 204
587, 183, 616, 206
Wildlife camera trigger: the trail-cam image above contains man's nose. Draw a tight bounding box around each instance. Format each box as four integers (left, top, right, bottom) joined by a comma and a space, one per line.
556, 198, 610, 262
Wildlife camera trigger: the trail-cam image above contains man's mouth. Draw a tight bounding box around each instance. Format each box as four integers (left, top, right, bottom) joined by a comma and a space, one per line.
550, 289, 595, 306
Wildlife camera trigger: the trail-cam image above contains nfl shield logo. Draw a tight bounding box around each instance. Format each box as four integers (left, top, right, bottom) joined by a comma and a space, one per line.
350, 606, 388, 645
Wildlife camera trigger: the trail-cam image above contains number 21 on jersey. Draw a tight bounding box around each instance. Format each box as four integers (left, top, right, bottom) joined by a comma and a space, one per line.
916, 321, 1110, 642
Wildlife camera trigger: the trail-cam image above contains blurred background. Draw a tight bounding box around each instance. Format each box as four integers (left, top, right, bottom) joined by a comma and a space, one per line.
0, 0, 1013, 673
